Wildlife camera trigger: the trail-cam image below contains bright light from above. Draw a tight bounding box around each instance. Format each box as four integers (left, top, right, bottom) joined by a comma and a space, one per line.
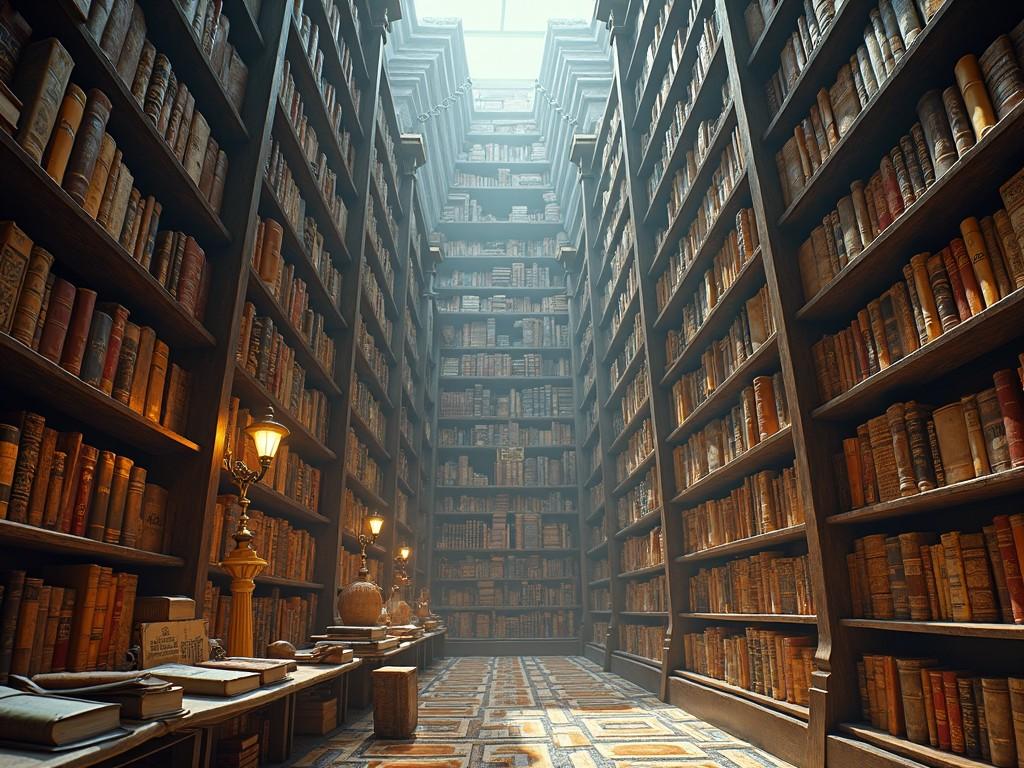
414, 0, 594, 80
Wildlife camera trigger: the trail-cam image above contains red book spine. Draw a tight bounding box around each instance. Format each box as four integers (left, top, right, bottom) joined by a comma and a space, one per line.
940, 246, 972, 322
175, 236, 204, 314
929, 669, 951, 751
58, 288, 98, 376
994, 515, 1024, 623
36, 279, 77, 363
68, 446, 99, 537
993, 368, 1024, 467
97, 304, 129, 396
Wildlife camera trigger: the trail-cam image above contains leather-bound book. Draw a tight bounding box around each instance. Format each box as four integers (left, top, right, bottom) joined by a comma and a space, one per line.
173, 90, 195, 162
85, 0, 114, 41
128, 325, 156, 414
981, 677, 1016, 768
49, 586, 75, 672
95, 302, 128, 396
885, 536, 911, 618
150, 231, 175, 287
38, 586, 64, 674
155, 71, 177, 135
161, 363, 190, 433
885, 403, 916, 496
114, 3, 146, 86
939, 244, 972, 321
53, 430, 80, 531
857, 423, 878, 505
198, 136, 218, 199
183, 110, 210, 186
7, 412, 44, 524
910, 122, 935, 186
0, 220, 33, 333
0, 2, 30, 87
993, 514, 1024, 624
915, 89, 957, 178
67, 444, 98, 537
10, 245, 54, 346
980, 35, 1024, 120
752, 376, 780, 440
941, 86, 975, 158
111, 321, 140, 405
131, 195, 155, 264
942, 670, 967, 754
867, 414, 901, 501
14, 39, 74, 165
0, 570, 25, 682
63, 90, 112, 207
85, 450, 115, 541
79, 310, 113, 388
982, 525, 1014, 624
960, 217, 1000, 308
57, 287, 97, 377
0, 422, 19, 519
105, 163, 134, 241
919, 667, 939, 747
899, 134, 926, 198
898, 532, 936, 620
903, 401, 936, 491
998, 166, 1024, 255
176, 236, 204, 314
225, 50, 248, 111
140, 199, 162, 267
130, 41, 155, 107
25, 426, 57, 526
162, 81, 187, 147
992, 368, 1024, 468
992, 209, 1024, 289
959, 394, 991, 478
48, 564, 102, 672
10, 576, 41, 676
957, 676, 981, 758
954, 55, 997, 141
843, 437, 865, 508
941, 531, 973, 622
98, 0, 133, 61
960, 531, 999, 622
82, 133, 116, 219
932, 402, 975, 485
42, 84, 86, 185
119, 464, 146, 547
143, 53, 171, 124
40, 449, 65, 530
1007, 678, 1024, 766
979, 216, 1014, 299
877, 292, 903, 362
138, 482, 167, 552
103, 454, 133, 544
908, 252, 941, 341
143, 339, 169, 422
925, 251, 961, 332
863, 533, 894, 618
27, 582, 51, 675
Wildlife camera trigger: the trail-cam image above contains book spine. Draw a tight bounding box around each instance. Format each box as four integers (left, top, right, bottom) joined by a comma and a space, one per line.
15, 40, 74, 164
63, 90, 113, 206
57, 287, 98, 377
954, 54, 997, 141
10, 246, 55, 346
42, 84, 86, 185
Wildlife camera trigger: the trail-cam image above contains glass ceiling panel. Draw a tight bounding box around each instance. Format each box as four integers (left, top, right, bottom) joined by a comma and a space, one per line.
502, 0, 593, 30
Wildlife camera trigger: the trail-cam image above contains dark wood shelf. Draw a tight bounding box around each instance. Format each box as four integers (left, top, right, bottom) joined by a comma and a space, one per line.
840, 618, 1024, 640
434, 576, 577, 583
618, 564, 665, 581
0, 519, 184, 567
602, 293, 642, 365
345, 471, 389, 510
354, 345, 394, 411
0, 332, 201, 456
348, 407, 391, 463
676, 524, 807, 564
680, 612, 817, 624
222, 0, 264, 59
585, 541, 609, 559
612, 451, 658, 497
435, 548, 580, 556
437, 416, 576, 424
435, 485, 578, 493
838, 723, 994, 768
208, 564, 324, 591
612, 649, 662, 668
435, 604, 580, 612
673, 670, 810, 721
435, 221, 564, 239
218, 469, 329, 527
607, 397, 651, 455
614, 507, 663, 540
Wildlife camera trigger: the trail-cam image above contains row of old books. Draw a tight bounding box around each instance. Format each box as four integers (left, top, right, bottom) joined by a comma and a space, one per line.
496, 453, 577, 486
253, 217, 343, 338
437, 492, 575, 516
352, 376, 386, 445
444, 610, 575, 640
837, 365, 1024, 511
345, 429, 383, 495
672, 372, 790, 495
292, 7, 362, 142
85, 0, 230, 209
0, 227, 191, 433
467, 120, 537, 134
208, 495, 316, 583
0, 565, 138, 680
0, 412, 169, 550
590, 586, 611, 611
605, 268, 638, 343
682, 626, 814, 706
236, 303, 331, 442
614, 419, 655, 484
434, 519, 575, 551
609, 315, 643, 390
592, 558, 611, 581
632, 0, 704, 107
438, 384, 575, 418
775, 3, 939, 199
436, 555, 578, 580
669, 285, 776, 428
647, 77, 732, 207
621, 526, 664, 572
616, 471, 661, 530
224, 397, 322, 513
452, 170, 551, 188
264, 138, 307, 238
203, 580, 318, 651
441, 237, 566, 259
619, 623, 665, 662
441, 196, 557, 225
339, 549, 380, 585
657, 208, 759, 320
615, 362, 650, 430
438, 582, 577, 608
794, 28, 1024, 299
588, 524, 607, 550
848, 521, 1024, 624
462, 142, 545, 162
356, 315, 390, 392
180, 0, 249, 112
681, 464, 804, 555
857, 655, 1024, 767
625, 574, 667, 612
437, 295, 568, 314
438, 423, 575, 448
438, 263, 564, 289
359, 257, 393, 343
440, 353, 571, 378
592, 620, 609, 646
688, 551, 815, 616
812, 202, 1024, 403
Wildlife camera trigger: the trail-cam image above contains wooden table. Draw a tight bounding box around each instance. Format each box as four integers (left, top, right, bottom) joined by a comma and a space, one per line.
0, 661, 361, 768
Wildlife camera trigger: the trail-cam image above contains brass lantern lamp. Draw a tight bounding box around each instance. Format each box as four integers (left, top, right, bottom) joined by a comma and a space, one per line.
336, 514, 386, 626
221, 407, 289, 656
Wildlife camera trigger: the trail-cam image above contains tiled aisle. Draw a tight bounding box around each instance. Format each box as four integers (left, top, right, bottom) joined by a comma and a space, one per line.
292, 656, 794, 767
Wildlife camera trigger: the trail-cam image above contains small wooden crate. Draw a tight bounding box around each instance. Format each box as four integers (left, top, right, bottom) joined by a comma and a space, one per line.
372, 665, 418, 738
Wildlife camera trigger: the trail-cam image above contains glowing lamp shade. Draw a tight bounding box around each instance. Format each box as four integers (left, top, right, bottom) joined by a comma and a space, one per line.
398, 546, 411, 561
245, 408, 289, 461
367, 514, 385, 537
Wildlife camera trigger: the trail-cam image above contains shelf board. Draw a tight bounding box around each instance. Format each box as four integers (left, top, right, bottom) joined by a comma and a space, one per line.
434, 548, 579, 556
345, 472, 389, 510
435, 485, 577, 493
586, 502, 605, 525
434, 576, 578, 583
218, 469, 329, 527
435, 605, 581, 612
812, 289, 1024, 421
440, 346, 571, 355
606, 397, 651, 455
606, 342, 646, 409
673, 670, 810, 721
0, 519, 184, 567
437, 416, 575, 424
0, 130, 216, 351
612, 649, 662, 669
612, 451, 658, 498
619, 564, 665, 581
680, 612, 817, 624
438, 375, 573, 385
438, 311, 568, 320
0, 333, 201, 456
598, 248, 636, 327
838, 722, 993, 768
354, 345, 394, 411
589, 577, 610, 587
670, 426, 794, 508
435, 287, 567, 297
827, 467, 1024, 525
348, 407, 391, 463
208, 564, 324, 591
586, 541, 609, 559
841, 618, 1024, 640
435, 444, 578, 455
676, 524, 807, 564
435, 221, 564, 239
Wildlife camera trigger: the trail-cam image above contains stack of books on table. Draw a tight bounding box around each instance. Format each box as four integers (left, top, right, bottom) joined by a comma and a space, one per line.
310, 626, 400, 653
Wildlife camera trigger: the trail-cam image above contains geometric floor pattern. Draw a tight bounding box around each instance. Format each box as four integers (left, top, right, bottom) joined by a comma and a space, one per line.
292, 656, 795, 767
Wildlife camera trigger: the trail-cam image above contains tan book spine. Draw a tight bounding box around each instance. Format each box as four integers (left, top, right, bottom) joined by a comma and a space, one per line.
82, 133, 116, 219
14, 40, 74, 164
993, 209, 1024, 289
977, 387, 1011, 472
942, 85, 976, 158
63, 89, 113, 206
119, 465, 146, 548
904, 401, 936, 491
885, 402, 916, 497
42, 84, 86, 185
941, 531, 973, 622
128, 327, 157, 415
908, 252, 942, 341
143, 340, 169, 422
1007, 678, 1024, 768
932, 402, 976, 485
961, 531, 999, 622
10, 246, 55, 347
954, 55, 997, 141
981, 678, 1016, 768
960, 394, 991, 478
983, 524, 1015, 624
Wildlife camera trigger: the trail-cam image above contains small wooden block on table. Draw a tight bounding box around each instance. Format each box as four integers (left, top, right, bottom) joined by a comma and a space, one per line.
372, 666, 418, 739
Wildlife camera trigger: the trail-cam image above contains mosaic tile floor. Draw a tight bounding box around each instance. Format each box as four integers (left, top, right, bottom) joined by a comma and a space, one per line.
292, 656, 795, 768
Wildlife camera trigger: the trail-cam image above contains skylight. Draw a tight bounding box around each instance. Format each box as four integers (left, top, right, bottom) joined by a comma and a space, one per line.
413, 0, 595, 81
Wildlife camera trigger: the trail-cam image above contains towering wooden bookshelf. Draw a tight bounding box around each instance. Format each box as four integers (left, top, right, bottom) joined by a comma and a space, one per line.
0, 0, 435, 661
